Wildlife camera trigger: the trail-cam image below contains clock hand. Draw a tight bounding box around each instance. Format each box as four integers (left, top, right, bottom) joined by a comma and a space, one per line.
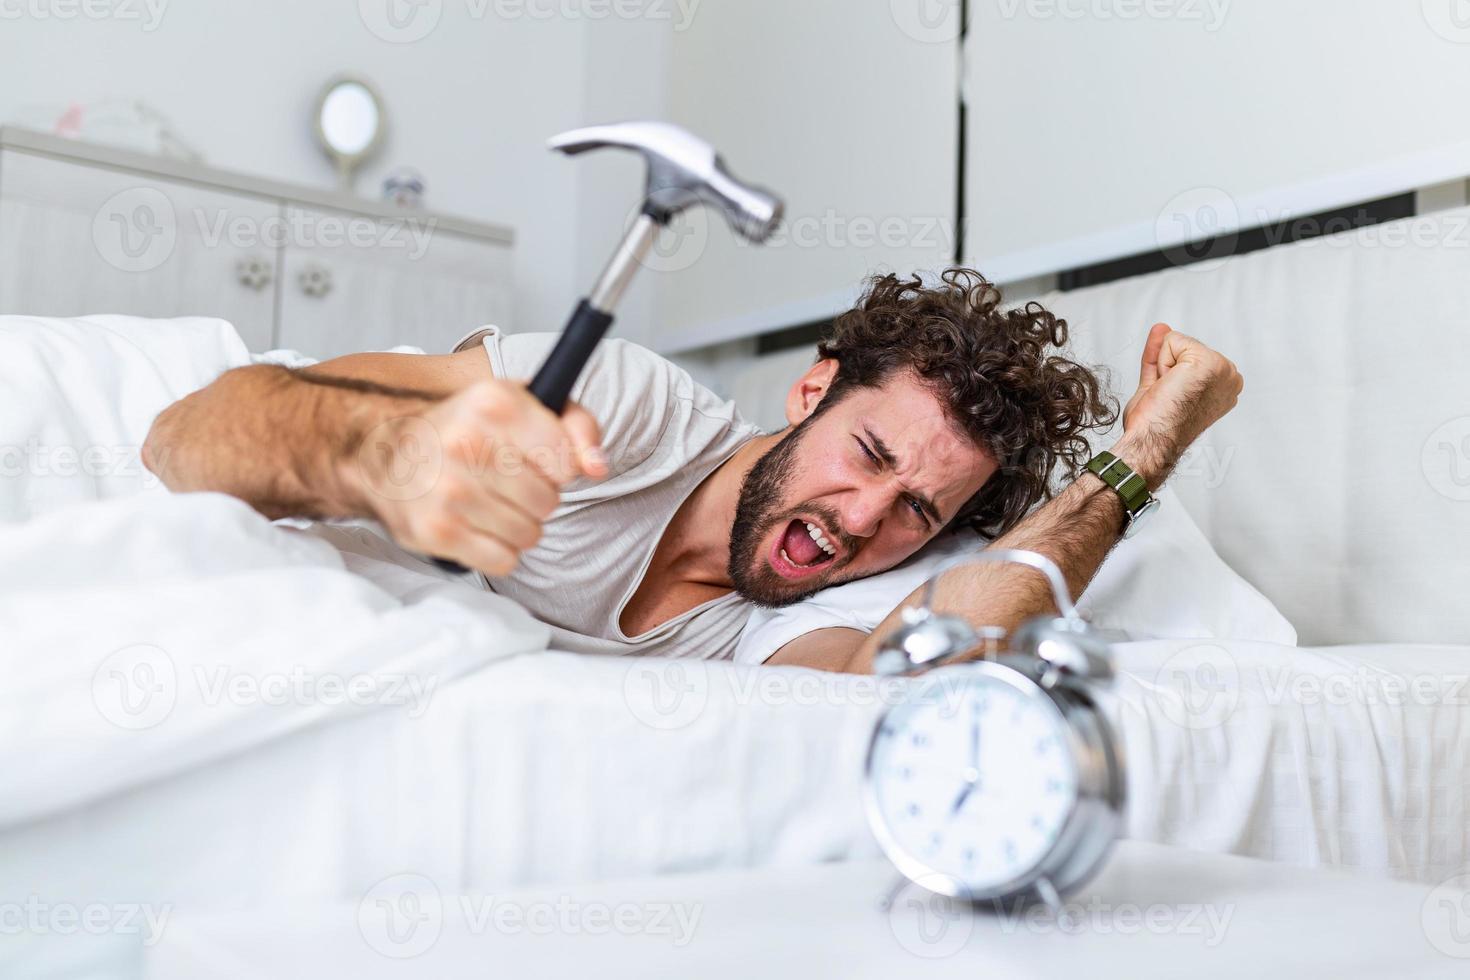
949, 782, 973, 816
969, 714, 980, 771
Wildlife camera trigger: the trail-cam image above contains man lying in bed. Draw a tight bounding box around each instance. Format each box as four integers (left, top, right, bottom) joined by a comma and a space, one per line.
143, 269, 1241, 672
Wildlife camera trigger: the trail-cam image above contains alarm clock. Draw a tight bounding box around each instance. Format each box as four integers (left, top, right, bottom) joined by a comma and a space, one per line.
864, 549, 1125, 911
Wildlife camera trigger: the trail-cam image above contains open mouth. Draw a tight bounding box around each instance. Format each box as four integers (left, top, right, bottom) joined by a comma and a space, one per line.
769, 517, 840, 580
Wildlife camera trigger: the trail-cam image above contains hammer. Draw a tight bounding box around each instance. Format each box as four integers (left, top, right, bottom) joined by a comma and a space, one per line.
433, 121, 785, 574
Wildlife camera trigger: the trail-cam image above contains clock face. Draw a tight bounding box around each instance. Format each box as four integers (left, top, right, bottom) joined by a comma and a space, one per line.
867, 666, 1079, 896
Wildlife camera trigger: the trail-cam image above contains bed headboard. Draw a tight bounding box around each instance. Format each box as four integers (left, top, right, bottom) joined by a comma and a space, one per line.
729, 208, 1470, 646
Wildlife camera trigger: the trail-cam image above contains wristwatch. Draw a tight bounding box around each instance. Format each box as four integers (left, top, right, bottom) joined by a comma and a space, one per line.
1086, 451, 1161, 539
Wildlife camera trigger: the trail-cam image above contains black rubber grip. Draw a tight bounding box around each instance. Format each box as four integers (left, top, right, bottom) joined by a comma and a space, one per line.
528, 300, 615, 411
430, 299, 615, 575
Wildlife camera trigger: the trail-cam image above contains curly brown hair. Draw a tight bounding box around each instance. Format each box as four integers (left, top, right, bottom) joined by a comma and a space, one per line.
814, 269, 1117, 537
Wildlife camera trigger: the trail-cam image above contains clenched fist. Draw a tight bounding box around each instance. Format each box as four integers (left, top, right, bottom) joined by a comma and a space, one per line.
1118, 323, 1243, 478
348, 380, 607, 575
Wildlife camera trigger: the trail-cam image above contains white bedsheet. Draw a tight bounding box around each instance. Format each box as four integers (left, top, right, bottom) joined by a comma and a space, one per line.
4, 635, 1464, 910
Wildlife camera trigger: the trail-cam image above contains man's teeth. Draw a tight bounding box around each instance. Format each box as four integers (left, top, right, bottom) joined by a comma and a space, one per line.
803, 521, 836, 557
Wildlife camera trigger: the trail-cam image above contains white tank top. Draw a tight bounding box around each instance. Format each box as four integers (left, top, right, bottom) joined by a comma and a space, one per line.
454, 326, 762, 660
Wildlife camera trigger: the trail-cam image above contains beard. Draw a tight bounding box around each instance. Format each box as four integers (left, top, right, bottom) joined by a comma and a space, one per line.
727, 419, 854, 608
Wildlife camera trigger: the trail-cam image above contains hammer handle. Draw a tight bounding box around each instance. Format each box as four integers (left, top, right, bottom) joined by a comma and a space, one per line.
528, 299, 615, 411
430, 299, 615, 576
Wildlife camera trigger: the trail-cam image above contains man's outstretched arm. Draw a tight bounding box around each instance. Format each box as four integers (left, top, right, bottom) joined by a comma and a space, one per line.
770, 324, 1243, 674
142, 349, 607, 575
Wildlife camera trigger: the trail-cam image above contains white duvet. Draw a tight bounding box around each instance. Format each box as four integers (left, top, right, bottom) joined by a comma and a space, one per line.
0, 490, 549, 828
3, 314, 1468, 979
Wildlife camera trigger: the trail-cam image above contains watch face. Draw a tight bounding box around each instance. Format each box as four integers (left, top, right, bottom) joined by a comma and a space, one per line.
866, 666, 1079, 897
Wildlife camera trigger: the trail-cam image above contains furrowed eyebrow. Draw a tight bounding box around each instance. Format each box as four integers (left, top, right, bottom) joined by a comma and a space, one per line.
864, 426, 944, 525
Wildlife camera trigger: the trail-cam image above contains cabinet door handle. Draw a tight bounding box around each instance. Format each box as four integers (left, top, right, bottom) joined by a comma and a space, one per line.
236, 256, 273, 291
298, 263, 334, 298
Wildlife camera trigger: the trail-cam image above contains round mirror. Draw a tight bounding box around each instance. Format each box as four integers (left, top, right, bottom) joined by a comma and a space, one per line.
314, 76, 386, 192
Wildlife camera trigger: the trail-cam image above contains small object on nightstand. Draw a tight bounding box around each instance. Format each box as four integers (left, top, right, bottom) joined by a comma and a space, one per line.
382, 168, 425, 208
864, 549, 1126, 913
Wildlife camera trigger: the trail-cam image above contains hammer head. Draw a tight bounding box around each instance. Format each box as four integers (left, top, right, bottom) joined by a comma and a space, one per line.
549, 122, 784, 243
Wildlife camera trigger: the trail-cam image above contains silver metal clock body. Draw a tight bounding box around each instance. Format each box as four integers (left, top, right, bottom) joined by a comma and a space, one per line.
862, 549, 1126, 907
864, 656, 1124, 904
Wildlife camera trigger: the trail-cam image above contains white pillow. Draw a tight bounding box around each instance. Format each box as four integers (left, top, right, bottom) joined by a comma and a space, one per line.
732, 486, 1297, 665
0, 314, 250, 523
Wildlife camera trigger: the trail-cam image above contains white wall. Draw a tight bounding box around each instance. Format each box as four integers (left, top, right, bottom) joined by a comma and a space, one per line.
0, 0, 612, 337
964, 0, 1470, 282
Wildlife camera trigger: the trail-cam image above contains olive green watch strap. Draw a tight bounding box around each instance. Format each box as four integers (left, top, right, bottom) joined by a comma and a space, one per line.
1086, 451, 1154, 517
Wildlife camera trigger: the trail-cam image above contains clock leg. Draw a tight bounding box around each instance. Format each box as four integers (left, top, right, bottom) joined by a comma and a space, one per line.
1034, 875, 1076, 928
